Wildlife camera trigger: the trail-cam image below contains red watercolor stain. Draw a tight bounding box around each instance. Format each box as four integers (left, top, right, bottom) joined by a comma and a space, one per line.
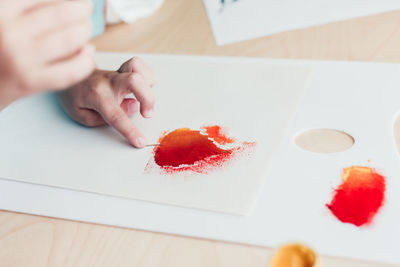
146, 125, 255, 174
326, 166, 386, 227
202, 125, 235, 145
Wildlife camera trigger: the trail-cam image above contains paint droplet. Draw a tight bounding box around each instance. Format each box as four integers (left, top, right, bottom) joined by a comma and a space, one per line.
326, 166, 386, 227
270, 243, 316, 267
145, 125, 255, 174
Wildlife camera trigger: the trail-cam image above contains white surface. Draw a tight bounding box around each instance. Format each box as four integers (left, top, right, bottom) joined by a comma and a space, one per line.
0, 53, 311, 216
203, 0, 400, 45
1, 54, 400, 264
107, 0, 164, 24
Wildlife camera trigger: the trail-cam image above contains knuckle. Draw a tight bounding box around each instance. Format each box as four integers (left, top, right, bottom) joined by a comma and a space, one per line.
128, 72, 143, 85
132, 57, 144, 67
108, 110, 123, 125
90, 83, 107, 99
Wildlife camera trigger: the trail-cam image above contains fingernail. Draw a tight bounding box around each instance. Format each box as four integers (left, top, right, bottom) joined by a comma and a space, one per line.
127, 102, 136, 114
143, 109, 153, 118
135, 137, 147, 148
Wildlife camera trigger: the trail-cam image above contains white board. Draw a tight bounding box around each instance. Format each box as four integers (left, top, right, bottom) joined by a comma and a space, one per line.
0, 53, 400, 264
0, 53, 311, 216
203, 0, 400, 45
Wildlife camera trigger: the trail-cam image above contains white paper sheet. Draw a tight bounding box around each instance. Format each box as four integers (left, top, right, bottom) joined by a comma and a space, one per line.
1, 54, 400, 264
203, 0, 400, 45
0, 53, 311, 215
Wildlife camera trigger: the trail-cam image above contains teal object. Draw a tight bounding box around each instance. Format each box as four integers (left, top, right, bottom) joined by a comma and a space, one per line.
91, 0, 105, 37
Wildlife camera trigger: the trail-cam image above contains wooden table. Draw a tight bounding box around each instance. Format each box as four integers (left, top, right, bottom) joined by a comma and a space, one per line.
1, 0, 399, 266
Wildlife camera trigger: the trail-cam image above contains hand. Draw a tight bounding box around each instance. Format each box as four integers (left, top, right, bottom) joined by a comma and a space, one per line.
57, 57, 155, 148
0, 0, 95, 109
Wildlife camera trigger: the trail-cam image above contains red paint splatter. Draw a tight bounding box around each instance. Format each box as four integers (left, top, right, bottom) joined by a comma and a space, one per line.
326, 166, 386, 227
202, 126, 235, 145
146, 125, 255, 174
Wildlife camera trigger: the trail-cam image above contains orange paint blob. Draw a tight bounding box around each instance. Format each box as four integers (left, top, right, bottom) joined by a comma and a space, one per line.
154, 128, 231, 167
326, 166, 386, 227
147, 125, 255, 174
270, 243, 316, 267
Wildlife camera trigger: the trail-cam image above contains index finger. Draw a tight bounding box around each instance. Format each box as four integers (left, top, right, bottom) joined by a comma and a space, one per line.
96, 100, 147, 148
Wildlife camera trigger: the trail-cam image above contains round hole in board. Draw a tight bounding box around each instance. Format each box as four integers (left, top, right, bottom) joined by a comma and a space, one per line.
294, 129, 354, 153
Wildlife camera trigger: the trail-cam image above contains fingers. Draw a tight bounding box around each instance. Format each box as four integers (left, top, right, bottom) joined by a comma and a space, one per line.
118, 57, 155, 87
57, 86, 138, 129
24, 0, 93, 38
116, 57, 155, 118
75, 108, 106, 127
36, 44, 95, 91
56, 68, 145, 147
8, 0, 55, 15
111, 72, 155, 118
78, 100, 138, 125
96, 100, 147, 148
37, 19, 91, 62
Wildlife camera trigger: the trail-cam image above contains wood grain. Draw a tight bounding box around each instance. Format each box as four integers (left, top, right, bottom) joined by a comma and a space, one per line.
1, 0, 400, 266
92, 0, 400, 62
0, 211, 394, 267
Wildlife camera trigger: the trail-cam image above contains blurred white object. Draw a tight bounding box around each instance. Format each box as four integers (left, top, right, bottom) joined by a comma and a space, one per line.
107, 0, 164, 24
203, 0, 400, 45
